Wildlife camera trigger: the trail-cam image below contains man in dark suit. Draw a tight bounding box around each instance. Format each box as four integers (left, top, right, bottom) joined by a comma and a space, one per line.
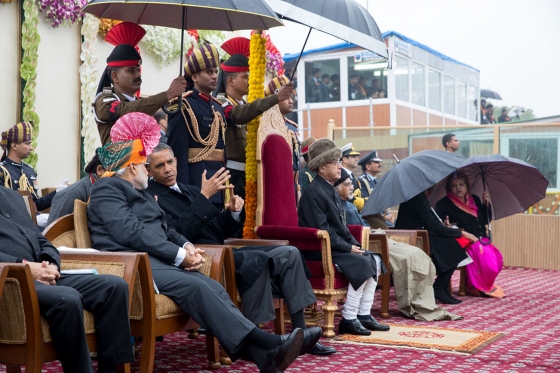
145, 143, 334, 356
0, 186, 133, 373
88, 137, 317, 372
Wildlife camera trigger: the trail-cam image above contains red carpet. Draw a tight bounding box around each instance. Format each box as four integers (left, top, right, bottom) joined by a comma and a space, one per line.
3, 266, 560, 372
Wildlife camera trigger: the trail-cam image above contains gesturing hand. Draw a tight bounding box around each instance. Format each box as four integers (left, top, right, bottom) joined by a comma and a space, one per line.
200, 168, 234, 199
461, 230, 479, 243
225, 193, 244, 213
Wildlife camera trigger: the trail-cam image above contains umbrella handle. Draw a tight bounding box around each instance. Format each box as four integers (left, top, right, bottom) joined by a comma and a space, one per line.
287, 27, 312, 81
162, 96, 182, 115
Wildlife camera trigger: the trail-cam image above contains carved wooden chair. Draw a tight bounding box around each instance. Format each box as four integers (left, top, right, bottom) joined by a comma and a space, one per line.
0, 252, 139, 373
43, 200, 232, 371
253, 106, 369, 337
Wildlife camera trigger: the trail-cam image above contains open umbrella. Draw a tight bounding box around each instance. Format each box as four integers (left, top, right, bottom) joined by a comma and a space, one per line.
481, 89, 502, 100
264, 0, 388, 78
429, 154, 549, 220
361, 150, 466, 217
83, 0, 284, 74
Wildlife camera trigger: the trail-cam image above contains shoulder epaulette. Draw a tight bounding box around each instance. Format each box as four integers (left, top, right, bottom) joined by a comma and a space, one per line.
285, 118, 299, 128
210, 96, 222, 105
22, 161, 35, 170
166, 91, 193, 111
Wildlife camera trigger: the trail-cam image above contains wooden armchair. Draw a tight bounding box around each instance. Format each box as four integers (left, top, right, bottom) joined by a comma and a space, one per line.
253, 106, 369, 337
43, 200, 232, 371
0, 253, 140, 373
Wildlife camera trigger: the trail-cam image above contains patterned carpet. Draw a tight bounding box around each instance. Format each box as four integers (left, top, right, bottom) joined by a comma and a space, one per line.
3, 266, 560, 372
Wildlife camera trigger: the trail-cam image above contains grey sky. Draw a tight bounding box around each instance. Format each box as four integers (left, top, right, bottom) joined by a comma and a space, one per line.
265, 0, 560, 118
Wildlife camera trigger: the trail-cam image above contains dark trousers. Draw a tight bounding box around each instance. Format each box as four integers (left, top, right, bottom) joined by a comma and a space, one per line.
36, 274, 133, 373
433, 267, 455, 290
241, 246, 316, 324
151, 268, 256, 361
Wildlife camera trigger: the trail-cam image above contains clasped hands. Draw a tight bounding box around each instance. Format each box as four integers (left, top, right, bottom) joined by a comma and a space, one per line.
181, 243, 206, 271
200, 168, 244, 213
442, 216, 479, 243
28, 260, 60, 285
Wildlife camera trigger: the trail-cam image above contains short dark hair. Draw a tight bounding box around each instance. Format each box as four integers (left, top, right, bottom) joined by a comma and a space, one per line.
84, 154, 102, 174
445, 170, 470, 193
442, 133, 455, 149
148, 143, 174, 163
349, 74, 358, 79
486, 103, 493, 109
481, 99, 487, 104
322, 74, 330, 80
107, 66, 124, 84
330, 74, 339, 81
312, 68, 321, 75
153, 109, 166, 123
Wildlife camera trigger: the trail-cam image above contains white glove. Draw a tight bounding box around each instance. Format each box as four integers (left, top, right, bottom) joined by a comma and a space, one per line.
56, 179, 70, 192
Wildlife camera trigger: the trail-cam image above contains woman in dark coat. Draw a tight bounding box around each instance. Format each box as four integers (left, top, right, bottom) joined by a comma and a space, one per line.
435, 172, 504, 298
395, 188, 477, 304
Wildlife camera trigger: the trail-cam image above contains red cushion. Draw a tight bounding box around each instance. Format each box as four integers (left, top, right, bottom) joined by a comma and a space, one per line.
306, 261, 349, 290
261, 134, 298, 227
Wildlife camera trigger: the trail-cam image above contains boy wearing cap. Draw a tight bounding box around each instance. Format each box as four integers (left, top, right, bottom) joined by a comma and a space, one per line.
0, 121, 57, 212
93, 23, 186, 145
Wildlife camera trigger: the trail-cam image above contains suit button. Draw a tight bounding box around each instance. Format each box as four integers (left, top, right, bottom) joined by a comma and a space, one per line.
4, 213, 9, 218
22, 230, 27, 234
203, 216, 208, 220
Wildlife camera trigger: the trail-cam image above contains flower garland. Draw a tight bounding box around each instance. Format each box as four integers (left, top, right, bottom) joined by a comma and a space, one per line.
1, 0, 14, 4
21, 0, 41, 169
243, 32, 266, 239
79, 15, 101, 164
141, 26, 194, 68
98, 18, 120, 38
37, 0, 87, 28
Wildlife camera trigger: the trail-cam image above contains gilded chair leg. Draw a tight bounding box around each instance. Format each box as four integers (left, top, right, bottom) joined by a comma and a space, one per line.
220, 348, 232, 365
321, 301, 338, 338
458, 267, 466, 296
187, 328, 199, 339
310, 302, 320, 317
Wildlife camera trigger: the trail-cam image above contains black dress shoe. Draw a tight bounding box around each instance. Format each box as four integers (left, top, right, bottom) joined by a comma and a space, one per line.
434, 288, 461, 304
282, 326, 322, 356
338, 318, 371, 336
444, 288, 463, 304
307, 342, 337, 355
358, 315, 390, 331
261, 328, 303, 373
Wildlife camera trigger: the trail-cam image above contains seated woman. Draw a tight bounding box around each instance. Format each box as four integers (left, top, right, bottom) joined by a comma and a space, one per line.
435, 172, 505, 298
395, 187, 478, 304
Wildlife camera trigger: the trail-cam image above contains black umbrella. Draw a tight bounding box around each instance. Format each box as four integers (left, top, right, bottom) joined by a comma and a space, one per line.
83, 0, 284, 74
264, 0, 388, 78
429, 154, 549, 220
361, 150, 466, 217
481, 89, 502, 100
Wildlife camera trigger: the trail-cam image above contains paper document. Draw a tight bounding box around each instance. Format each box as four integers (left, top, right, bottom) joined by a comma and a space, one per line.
61, 269, 99, 275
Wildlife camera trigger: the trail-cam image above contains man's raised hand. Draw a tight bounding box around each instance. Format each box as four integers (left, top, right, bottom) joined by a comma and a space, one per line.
276, 82, 295, 102
166, 76, 187, 101
225, 193, 244, 213
200, 168, 233, 199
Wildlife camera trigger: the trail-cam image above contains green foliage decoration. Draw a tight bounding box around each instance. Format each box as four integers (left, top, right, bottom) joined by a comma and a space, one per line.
21, 0, 41, 168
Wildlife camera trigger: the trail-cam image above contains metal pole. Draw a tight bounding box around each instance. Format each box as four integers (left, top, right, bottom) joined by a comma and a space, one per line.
179, 8, 186, 76
369, 97, 374, 137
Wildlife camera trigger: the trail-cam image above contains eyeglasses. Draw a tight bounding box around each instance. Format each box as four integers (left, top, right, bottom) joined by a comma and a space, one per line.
327, 160, 342, 166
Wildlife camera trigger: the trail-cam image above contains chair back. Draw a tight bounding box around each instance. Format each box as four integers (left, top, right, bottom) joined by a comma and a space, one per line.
74, 200, 92, 248
256, 105, 298, 227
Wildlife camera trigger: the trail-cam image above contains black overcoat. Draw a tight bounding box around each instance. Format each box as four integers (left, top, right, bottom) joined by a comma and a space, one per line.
395, 192, 468, 273
435, 194, 492, 238
298, 175, 378, 289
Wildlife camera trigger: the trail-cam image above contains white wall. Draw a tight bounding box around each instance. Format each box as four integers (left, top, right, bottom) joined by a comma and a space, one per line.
0, 8, 20, 133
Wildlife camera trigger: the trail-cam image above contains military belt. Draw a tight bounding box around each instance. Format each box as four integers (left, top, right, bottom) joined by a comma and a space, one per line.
188, 148, 224, 163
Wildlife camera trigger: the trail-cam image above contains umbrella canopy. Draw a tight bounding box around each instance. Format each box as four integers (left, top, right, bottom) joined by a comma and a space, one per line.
265, 0, 387, 58
481, 89, 502, 100
83, 0, 284, 30
429, 154, 549, 220
361, 150, 466, 217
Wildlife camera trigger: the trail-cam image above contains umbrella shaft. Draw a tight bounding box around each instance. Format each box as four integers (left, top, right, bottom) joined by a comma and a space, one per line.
179, 8, 186, 76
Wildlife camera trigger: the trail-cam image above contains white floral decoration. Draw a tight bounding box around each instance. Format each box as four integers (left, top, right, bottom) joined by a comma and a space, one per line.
79, 15, 101, 164
140, 26, 194, 68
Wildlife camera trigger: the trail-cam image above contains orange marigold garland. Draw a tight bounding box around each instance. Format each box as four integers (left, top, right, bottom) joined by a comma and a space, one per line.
243, 32, 266, 239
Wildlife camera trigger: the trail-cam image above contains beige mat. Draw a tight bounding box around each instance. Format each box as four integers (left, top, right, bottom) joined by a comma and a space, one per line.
333, 323, 505, 354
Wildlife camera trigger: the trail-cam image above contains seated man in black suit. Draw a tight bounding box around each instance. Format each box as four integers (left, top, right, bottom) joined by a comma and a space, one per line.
145, 143, 335, 356
0, 186, 133, 373
87, 134, 320, 372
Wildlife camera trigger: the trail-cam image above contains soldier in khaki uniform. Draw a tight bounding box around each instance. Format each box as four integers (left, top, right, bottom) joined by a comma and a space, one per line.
214, 37, 294, 199
93, 22, 186, 145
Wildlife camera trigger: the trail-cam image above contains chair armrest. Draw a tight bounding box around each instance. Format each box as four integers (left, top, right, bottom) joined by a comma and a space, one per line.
0, 264, 43, 347
368, 233, 390, 271
224, 238, 289, 247
42, 214, 75, 242
256, 226, 323, 251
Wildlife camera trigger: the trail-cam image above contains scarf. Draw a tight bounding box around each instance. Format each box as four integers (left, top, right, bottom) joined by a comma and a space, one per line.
447, 191, 478, 218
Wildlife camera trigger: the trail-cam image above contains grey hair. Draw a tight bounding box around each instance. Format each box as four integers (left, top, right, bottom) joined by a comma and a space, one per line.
115, 168, 127, 176
148, 143, 174, 163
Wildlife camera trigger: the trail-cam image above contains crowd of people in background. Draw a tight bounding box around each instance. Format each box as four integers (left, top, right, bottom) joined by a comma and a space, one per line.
479, 98, 512, 124
306, 66, 386, 103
